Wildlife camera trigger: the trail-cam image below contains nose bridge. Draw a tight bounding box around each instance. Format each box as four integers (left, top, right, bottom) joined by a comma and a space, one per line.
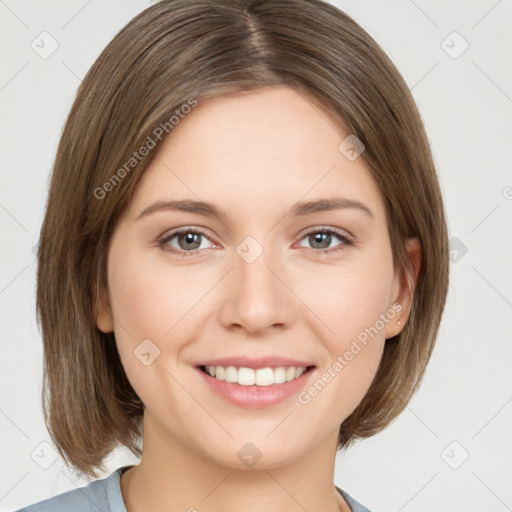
219, 234, 295, 333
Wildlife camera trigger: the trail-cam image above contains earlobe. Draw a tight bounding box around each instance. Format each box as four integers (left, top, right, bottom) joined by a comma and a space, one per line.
385, 237, 421, 339
95, 286, 114, 333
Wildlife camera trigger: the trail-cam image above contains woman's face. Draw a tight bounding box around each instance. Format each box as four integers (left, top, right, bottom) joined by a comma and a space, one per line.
97, 86, 408, 469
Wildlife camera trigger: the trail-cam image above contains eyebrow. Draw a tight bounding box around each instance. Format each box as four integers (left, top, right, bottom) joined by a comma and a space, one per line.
136, 197, 374, 221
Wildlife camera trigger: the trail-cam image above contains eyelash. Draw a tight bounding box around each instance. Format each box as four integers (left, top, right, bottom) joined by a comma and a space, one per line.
157, 226, 353, 257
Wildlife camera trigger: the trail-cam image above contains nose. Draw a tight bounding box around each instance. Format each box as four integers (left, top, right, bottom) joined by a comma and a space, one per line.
218, 240, 296, 335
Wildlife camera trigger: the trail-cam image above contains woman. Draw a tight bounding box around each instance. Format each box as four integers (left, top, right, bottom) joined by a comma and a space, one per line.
17, 0, 449, 510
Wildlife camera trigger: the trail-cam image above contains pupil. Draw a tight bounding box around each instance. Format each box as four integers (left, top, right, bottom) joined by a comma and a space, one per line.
181, 232, 200, 250
310, 232, 330, 249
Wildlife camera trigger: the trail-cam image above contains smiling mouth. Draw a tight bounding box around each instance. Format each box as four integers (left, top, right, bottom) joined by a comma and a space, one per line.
198, 365, 315, 386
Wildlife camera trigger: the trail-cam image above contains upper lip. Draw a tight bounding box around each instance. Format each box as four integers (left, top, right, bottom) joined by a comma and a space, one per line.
195, 356, 315, 369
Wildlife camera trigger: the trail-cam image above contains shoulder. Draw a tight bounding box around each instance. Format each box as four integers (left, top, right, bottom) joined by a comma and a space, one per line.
336, 485, 373, 512
12, 466, 130, 512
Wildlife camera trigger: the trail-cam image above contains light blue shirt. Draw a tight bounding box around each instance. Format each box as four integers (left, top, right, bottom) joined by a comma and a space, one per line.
14, 465, 372, 512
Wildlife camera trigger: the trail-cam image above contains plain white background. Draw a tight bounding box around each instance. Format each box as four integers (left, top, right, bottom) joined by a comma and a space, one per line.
1, 1, 511, 511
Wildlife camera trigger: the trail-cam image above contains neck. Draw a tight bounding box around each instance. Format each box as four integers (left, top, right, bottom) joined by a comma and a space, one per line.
120, 410, 350, 512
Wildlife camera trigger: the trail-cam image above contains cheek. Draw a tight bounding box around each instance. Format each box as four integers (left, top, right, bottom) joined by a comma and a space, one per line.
294, 248, 394, 414
296, 250, 395, 349
110, 268, 168, 339
108, 248, 209, 342
106, 257, 201, 408
106, 245, 223, 386
106, 249, 180, 374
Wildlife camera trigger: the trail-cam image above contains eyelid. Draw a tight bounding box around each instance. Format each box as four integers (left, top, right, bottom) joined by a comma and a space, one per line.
298, 225, 354, 242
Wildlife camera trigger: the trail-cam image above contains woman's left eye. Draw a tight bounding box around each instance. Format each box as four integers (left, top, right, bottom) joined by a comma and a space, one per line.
158, 227, 352, 256
295, 227, 353, 253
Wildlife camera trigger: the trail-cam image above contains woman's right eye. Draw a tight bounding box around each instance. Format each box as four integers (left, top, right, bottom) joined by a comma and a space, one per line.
158, 228, 215, 256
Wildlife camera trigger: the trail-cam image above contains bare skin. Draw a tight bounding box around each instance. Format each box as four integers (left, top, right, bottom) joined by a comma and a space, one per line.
96, 85, 420, 512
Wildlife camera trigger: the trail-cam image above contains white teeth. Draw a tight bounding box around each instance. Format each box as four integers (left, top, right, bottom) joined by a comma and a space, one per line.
225, 366, 237, 383
255, 367, 274, 386
274, 367, 287, 384
238, 367, 255, 385
204, 365, 308, 386
216, 366, 225, 380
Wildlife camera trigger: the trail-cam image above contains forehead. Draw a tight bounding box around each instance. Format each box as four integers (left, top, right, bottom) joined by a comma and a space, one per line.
128, 86, 386, 223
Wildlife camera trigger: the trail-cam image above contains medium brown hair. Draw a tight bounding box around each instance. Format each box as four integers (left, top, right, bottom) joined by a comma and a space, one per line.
36, 0, 449, 478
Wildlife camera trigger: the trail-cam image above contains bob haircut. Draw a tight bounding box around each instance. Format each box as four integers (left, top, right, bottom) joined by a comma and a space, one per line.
36, 0, 449, 478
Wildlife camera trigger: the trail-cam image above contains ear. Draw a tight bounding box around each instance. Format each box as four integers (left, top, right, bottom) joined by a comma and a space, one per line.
385, 237, 421, 339
95, 285, 114, 333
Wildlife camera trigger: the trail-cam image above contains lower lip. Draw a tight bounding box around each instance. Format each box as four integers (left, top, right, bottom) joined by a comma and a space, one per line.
196, 367, 315, 408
